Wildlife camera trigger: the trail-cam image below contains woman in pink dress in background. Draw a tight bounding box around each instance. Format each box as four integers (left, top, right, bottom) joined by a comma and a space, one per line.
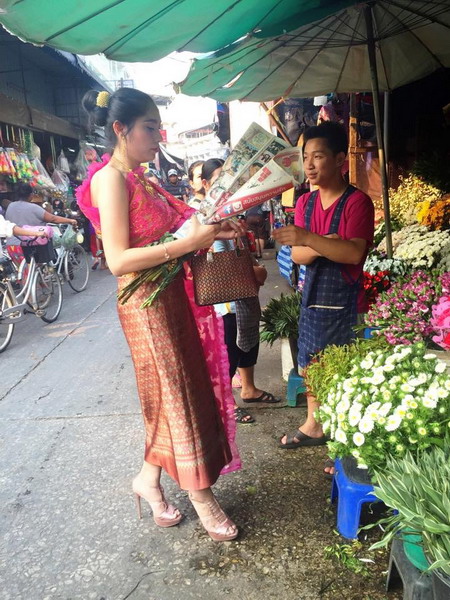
77, 88, 242, 542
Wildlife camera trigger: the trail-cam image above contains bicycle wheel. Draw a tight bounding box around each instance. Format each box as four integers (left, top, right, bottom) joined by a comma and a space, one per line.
64, 244, 89, 292
33, 265, 63, 323
0, 284, 15, 352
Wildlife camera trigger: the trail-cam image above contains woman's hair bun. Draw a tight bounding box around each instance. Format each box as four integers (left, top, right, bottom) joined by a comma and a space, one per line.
82, 89, 108, 127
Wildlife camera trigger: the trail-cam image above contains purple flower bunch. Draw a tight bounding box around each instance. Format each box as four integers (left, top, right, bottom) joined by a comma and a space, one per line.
366, 270, 445, 345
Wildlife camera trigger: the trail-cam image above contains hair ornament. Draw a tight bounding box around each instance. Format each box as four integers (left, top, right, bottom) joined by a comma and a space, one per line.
96, 91, 110, 109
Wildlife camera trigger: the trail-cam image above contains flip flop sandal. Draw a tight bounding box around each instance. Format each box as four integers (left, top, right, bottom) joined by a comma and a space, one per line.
242, 391, 280, 404
323, 458, 335, 480
234, 407, 255, 424
279, 430, 329, 449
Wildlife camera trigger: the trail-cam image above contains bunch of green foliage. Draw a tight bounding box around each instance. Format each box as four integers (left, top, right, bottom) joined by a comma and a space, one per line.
305, 336, 389, 402
260, 292, 300, 345
369, 444, 450, 577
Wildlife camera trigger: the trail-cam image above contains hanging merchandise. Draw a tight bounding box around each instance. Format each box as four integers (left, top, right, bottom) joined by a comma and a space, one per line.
57, 149, 70, 174
51, 168, 70, 192
73, 143, 90, 181
32, 158, 56, 188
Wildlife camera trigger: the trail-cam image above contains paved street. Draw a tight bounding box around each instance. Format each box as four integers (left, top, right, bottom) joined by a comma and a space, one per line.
0, 262, 395, 600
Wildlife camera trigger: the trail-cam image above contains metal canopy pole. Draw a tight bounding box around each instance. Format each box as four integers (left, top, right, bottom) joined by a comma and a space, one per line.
364, 3, 393, 257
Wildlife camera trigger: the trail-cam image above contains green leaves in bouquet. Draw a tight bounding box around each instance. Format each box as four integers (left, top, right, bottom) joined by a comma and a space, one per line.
305, 336, 389, 402
117, 233, 191, 308
260, 292, 300, 345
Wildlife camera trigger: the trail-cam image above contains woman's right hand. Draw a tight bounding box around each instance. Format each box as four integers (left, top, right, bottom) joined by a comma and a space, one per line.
186, 215, 220, 251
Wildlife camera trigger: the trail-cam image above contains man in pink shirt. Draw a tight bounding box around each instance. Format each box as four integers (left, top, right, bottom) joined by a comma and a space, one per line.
274, 122, 374, 459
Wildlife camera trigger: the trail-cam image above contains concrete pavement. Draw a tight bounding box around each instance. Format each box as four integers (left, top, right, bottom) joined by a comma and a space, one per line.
0, 262, 396, 600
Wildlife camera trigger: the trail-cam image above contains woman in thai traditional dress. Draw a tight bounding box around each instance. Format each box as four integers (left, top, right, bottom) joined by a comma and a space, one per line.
77, 88, 242, 542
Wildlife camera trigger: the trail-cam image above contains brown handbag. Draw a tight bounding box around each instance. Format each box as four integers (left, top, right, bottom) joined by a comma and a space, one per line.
190, 241, 259, 306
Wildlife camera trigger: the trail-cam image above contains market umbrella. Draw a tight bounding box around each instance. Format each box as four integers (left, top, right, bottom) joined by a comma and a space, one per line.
0, 0, 351, 62
180, 0, 450, 256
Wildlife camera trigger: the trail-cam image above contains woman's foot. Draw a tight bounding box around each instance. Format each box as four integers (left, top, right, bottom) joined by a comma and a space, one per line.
232, 373, 242, 388
241, 390, 280, 404
279, 425, 328, 449
324, 459, 335, 479
189, 490, 238, 542
132, 477, 183, 528
234, 406, 255, 424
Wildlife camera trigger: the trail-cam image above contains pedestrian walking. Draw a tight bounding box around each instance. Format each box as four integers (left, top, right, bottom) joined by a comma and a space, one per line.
77, 88, 242, 542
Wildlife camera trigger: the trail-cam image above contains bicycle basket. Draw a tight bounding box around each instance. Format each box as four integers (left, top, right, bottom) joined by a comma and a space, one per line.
22, 239, 57, 264
0, 255, 15, 280
61, 225, 78, 249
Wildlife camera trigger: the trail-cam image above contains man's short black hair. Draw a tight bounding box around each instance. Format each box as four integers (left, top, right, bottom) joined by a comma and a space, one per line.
303, 122, 348, 156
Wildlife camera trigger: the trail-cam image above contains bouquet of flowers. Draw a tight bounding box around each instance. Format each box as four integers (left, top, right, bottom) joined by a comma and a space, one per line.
363, 270, 390, 308
431, 272, 450, 350
317, 343, 450, 471
416, 192, 450, 231
119, 123, 302, 308
363, 250, 409, 280
378, 174, 443, 227
365, 270, 443, 345
378, 224, 450, 270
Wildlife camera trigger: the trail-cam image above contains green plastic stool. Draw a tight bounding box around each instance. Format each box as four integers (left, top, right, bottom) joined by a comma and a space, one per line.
286, 369, 307, 407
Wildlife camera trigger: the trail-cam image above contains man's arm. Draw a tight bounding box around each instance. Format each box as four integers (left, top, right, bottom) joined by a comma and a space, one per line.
291, 234, 340, 264
291, 246, 321, 265
274, 225, 367, 265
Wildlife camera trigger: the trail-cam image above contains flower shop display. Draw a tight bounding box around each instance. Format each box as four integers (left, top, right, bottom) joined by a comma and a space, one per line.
363, 250, 410, 280
375, 174, 443, 227
431, 272, 450, 350
378, 224, 450, 270
365, 270, 446, 345
416, 193, 450, 231
368, 446, 450, 587
305, 337, 389, 404
317, 343, 450, 472
362, 270, 390, 309
363, 250, 411, 309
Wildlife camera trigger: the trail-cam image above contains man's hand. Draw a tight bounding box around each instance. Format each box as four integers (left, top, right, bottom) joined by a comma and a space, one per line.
273, 225, 309, 246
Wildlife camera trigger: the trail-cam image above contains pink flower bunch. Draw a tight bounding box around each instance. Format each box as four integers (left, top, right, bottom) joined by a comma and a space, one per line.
431, 275, 450, 349
366, 270, 444, 345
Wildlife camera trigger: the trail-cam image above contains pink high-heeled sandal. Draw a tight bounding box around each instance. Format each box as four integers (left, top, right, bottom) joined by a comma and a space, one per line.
132, 481, 183, 528
189, 492, 238, 542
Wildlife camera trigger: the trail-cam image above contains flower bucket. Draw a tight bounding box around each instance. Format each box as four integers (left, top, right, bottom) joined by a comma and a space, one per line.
281, 338, 294, 381
431, 569, 450, 600
363, 327, 379, 339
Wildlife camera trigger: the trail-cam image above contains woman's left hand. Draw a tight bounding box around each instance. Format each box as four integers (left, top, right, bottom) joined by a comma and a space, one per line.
215, 218, 247, 240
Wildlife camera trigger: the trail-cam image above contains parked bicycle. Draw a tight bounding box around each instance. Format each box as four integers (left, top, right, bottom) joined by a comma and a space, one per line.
51, 225, 90, 292
0, 239, 63, 352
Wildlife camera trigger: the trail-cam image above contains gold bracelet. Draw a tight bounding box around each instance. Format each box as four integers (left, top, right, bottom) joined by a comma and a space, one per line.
162, 242, 170, 261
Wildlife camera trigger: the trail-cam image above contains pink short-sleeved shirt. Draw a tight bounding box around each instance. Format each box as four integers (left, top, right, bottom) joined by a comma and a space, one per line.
294, 188, 375, 312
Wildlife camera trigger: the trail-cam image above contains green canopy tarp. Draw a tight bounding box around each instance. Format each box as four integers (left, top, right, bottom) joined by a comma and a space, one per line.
0, 0, 352, 61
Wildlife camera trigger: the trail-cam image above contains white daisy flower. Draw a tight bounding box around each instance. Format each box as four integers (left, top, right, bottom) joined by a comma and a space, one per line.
348, 411, 362, 427
422, 398, 437, 409
379, 402, 393, 417
359, 418, 374, 433
435, 362, 447, 374
424, 353, 437, 360
385, 414, 402, 431
353, 432, 365, 447
335, 428, 348, 444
